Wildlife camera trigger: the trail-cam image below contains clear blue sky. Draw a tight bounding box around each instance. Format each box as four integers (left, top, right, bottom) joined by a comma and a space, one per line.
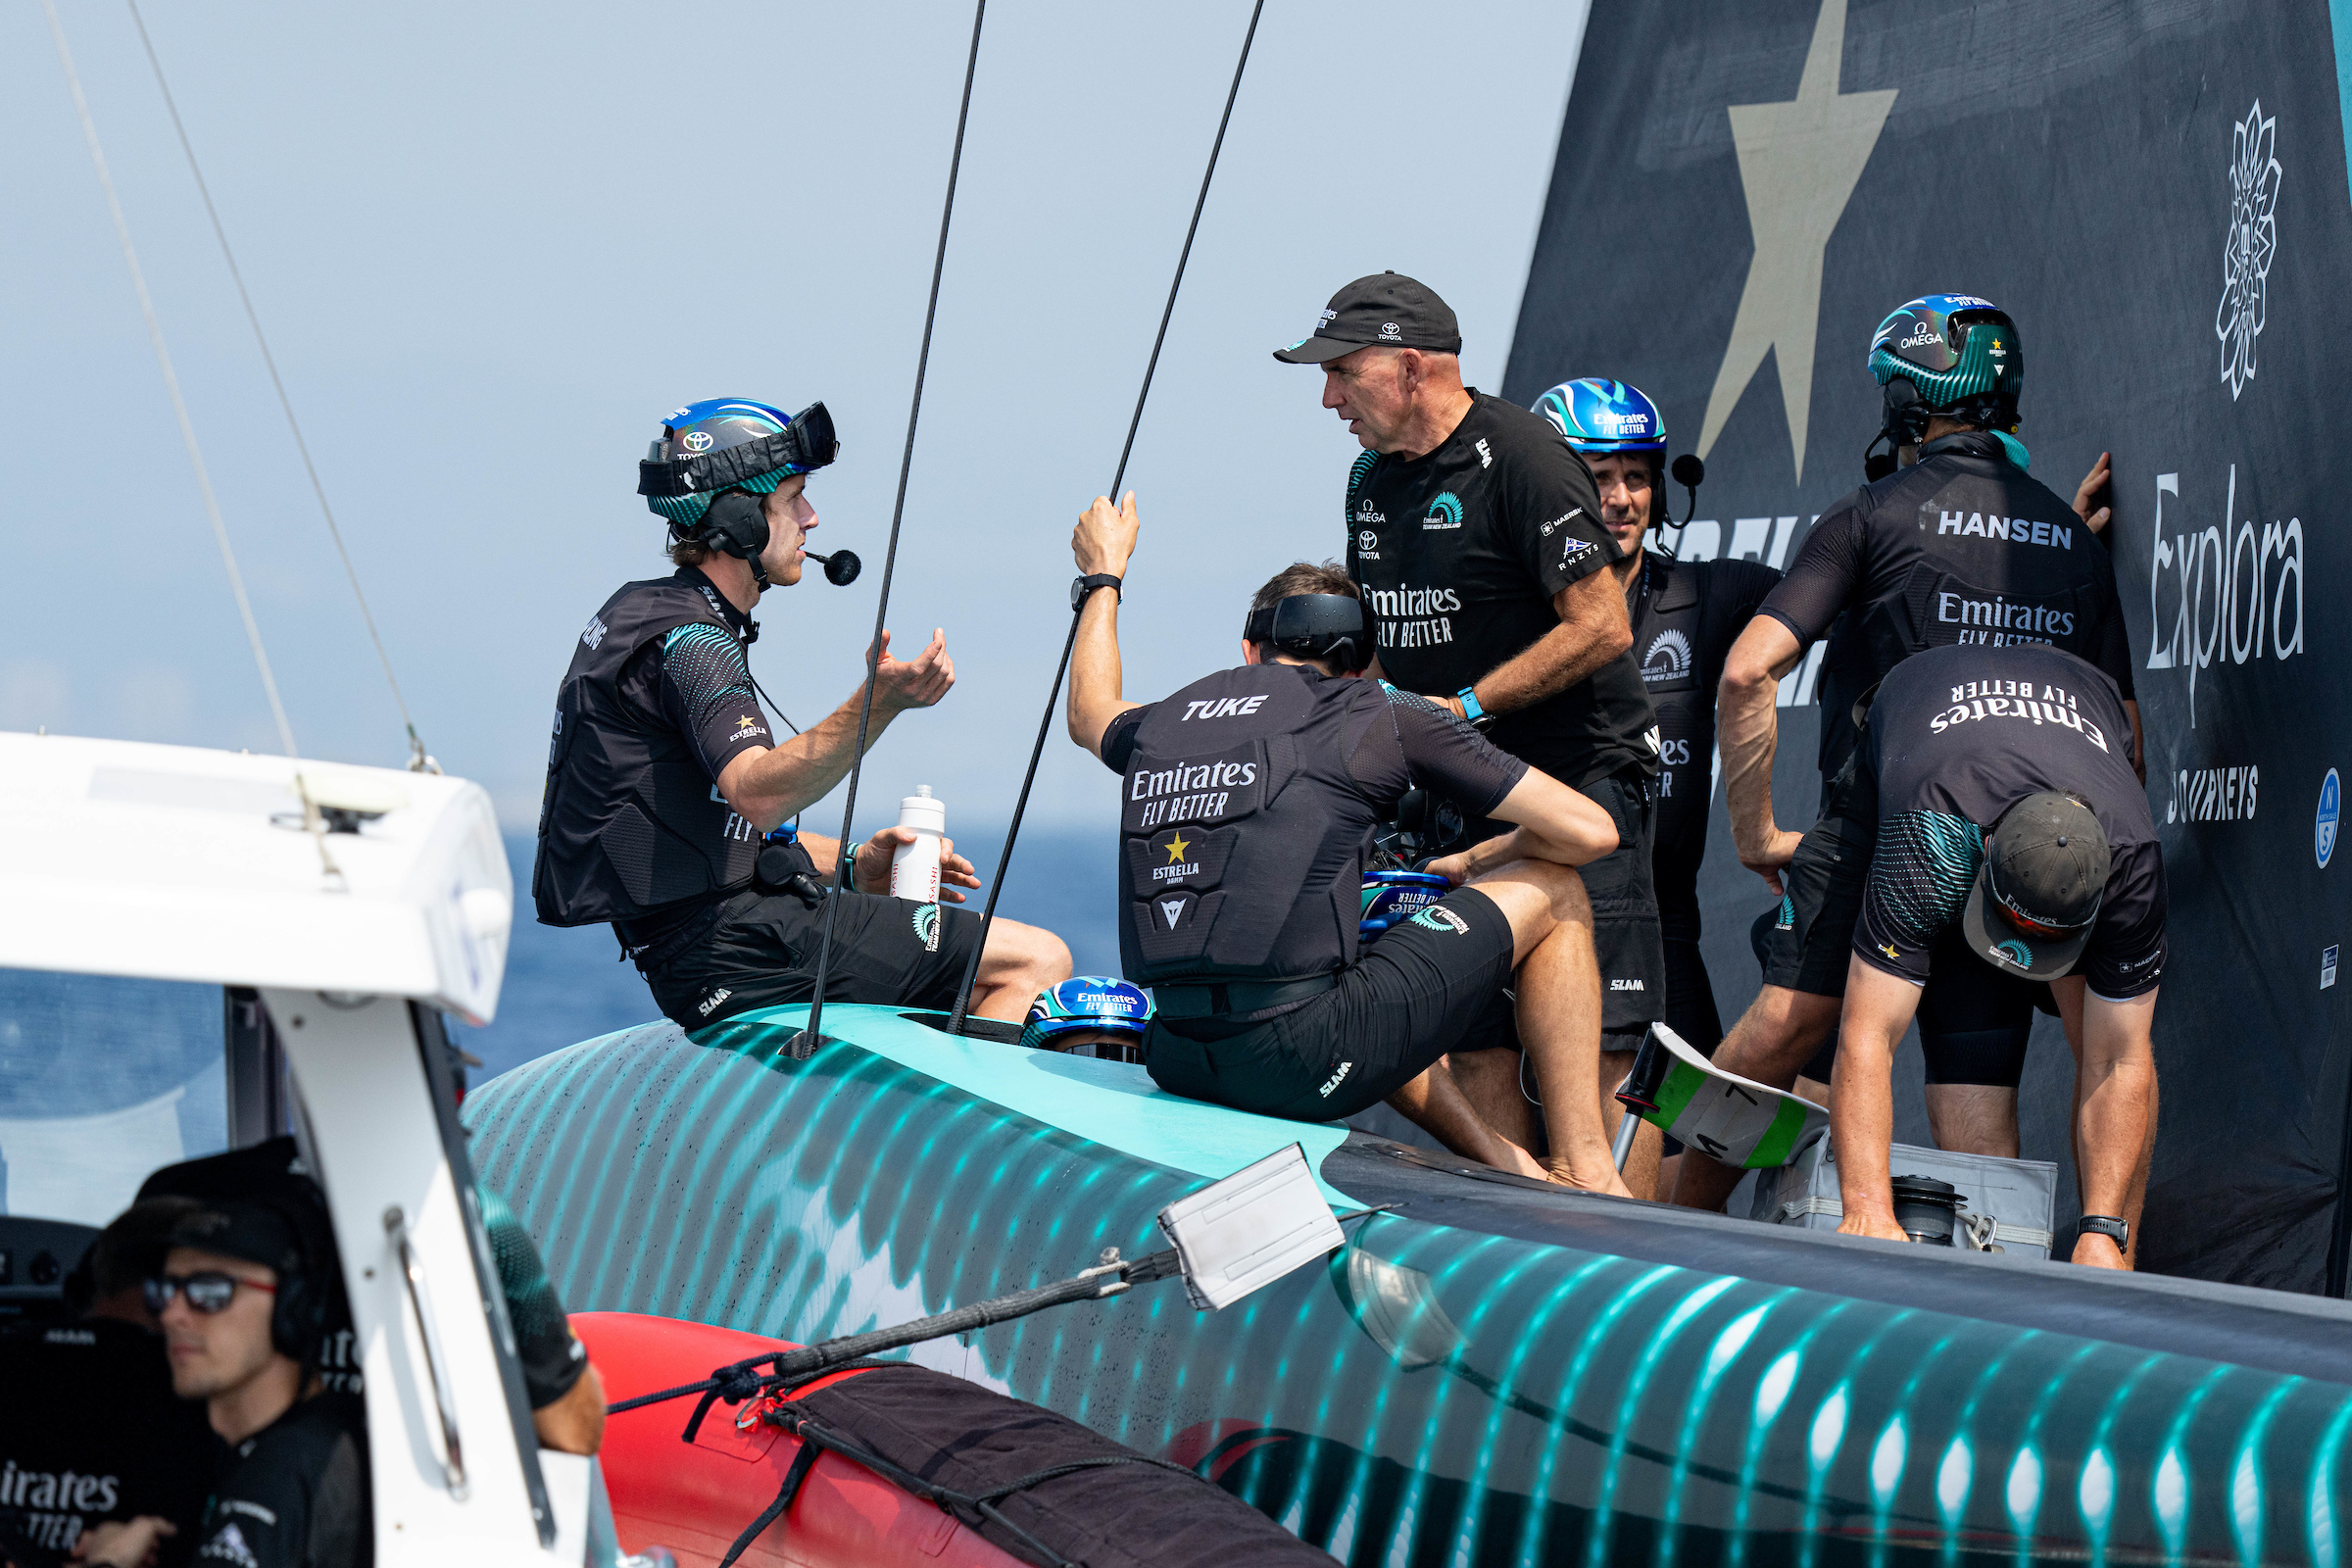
1, 0, 1590, 834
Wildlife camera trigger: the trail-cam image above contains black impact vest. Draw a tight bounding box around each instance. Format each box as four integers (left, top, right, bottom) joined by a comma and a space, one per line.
533, 573, 762, 927
1119, 664, 1380, 987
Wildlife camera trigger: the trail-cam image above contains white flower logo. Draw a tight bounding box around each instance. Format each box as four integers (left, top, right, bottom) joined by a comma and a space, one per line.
2216, 99, 2279, 401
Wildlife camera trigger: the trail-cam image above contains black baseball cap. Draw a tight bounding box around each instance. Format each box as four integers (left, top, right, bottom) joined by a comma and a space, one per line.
165, 1200, 308, 1278
1271, 272, 1462, 364
1961, 792, 2110, 981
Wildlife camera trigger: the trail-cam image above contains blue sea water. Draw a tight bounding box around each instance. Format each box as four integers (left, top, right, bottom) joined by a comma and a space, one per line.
456, 826, 1122, 1082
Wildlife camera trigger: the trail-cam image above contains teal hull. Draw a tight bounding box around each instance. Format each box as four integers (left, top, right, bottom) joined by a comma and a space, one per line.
465, 1005, 2352, 1565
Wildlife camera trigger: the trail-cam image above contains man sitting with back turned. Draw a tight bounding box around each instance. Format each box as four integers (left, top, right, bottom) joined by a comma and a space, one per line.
1826, 642, 2162, 1268
534, 397, 1070, 1028
1063, 494, 1629, 1188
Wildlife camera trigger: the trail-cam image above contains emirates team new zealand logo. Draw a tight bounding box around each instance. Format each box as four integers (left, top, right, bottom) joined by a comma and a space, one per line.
2217, 99, 2279, 401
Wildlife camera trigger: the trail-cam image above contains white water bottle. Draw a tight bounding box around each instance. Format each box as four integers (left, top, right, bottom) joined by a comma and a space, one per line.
890, 785, 945, 904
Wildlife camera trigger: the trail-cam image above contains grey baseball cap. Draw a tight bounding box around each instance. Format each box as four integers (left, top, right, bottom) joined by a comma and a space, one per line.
1961, 792, 2110, 981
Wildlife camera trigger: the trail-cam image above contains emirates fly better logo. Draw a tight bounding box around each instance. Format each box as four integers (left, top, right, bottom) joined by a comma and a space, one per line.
2217, 99, 2279, 400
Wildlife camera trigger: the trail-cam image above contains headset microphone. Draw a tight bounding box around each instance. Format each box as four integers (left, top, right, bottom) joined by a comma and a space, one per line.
805, 548, 861, 586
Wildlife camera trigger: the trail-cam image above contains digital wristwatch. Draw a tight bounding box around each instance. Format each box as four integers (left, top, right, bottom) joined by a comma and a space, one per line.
1071, 574, 1124, 612
1456, 686, 1493, 729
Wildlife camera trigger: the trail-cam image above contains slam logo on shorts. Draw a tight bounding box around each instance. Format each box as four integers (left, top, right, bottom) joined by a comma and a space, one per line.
911, 904, 941, 953
1407, 906, 1470, 935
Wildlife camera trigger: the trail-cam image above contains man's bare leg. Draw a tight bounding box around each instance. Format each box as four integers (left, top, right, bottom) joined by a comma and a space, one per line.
1386, 1062, 1548, 1180
1668, 983, 1840, 1211
965, 919, 1074, 1021
1447, 1046, 1543, 1153
1595, 1045, 1662, 1198
1470, 864, 1630, 1196
1925, 1085, 2021, 1157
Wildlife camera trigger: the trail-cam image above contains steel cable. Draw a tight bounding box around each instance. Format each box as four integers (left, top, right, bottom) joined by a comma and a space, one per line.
792, 0, 989, 1058
947, 0, 1267, 1034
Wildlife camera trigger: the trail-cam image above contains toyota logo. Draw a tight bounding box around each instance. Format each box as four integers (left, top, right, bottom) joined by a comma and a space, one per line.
1357, 529, 1377, 551
681, 431, 714, 453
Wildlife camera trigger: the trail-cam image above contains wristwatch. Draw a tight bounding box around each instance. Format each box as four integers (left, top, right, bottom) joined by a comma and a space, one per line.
1455, 686, 1494, 730
1071, 573, 1124, 612
2079, 1214, 2131, 1251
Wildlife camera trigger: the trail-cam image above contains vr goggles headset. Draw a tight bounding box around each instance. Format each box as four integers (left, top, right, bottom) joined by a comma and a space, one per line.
637, 401, 841, 501
1242, 593, 1368, 672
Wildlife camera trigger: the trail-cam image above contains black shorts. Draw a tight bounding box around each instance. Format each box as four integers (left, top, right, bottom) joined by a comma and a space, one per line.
1756, 765, 1874, 999
636, 890, 984, 1030
1144, 886, 1516, 1121
1750, 916, 2040, 1089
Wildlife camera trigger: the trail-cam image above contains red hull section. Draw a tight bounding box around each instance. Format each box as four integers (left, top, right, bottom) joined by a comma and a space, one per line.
577, 1311, 1027, 1568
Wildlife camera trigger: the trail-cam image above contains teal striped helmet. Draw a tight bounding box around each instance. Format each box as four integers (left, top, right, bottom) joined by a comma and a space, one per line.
1868, 295, 2022, 427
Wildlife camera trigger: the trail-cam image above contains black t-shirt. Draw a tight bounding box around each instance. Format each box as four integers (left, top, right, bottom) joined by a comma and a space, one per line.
1345, 391, 1658, 788
1756, 431, 2135, 778
1629, 552, 1783, 893
1102, 678, 1527, 822
194, 1396, 369, 1568
1853, 644, 2165, 999
0, 1321, 213, 1567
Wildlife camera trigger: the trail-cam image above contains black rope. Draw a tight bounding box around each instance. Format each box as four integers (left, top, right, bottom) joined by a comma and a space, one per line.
946, 0, 1267, 1035
792, 0, 988, 1061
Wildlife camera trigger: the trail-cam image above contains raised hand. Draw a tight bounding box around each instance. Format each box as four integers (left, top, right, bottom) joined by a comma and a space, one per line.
2073, 451, 2113, 534
871, 628, 956, 713
1073, 491, 1141, 578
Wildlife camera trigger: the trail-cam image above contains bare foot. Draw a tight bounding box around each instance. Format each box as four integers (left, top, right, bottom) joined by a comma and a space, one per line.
1543, 1156, 1634, 1200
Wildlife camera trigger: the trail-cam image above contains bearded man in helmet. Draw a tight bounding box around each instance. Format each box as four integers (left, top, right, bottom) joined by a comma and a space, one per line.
1673, 295, 2142, 1214
533, 398, 1070, 1031
1533, 378, 1785, 1196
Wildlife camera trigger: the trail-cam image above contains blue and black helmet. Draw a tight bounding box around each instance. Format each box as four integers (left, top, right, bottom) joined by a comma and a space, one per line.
1020, 977, 1153, 1051
1533, 378, 1667, 457
636, 398, 839, 533
1868, 295, 2023, 429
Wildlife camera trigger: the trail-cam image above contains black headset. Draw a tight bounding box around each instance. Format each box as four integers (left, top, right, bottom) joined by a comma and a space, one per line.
1243, 592, 1368, 672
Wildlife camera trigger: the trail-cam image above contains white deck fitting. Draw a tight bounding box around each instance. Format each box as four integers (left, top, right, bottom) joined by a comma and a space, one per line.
0, 732, 512, 1023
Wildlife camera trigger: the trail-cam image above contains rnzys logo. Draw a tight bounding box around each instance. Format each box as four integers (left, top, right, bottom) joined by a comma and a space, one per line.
1641, 628, 1693, 684
2217, 99, 2279, 400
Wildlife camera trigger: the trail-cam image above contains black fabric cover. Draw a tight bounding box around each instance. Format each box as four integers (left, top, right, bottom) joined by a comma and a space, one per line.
1507, 0, 2352, 1294
791, 1363, 1329, 1567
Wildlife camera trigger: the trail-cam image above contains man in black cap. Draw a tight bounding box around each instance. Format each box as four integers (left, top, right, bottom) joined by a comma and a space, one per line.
1275, 274, 1664, 1169
1816, 642, 2163, 1268
151, 1194, 369, 1568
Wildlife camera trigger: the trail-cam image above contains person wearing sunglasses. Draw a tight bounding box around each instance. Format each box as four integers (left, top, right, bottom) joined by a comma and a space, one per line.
533, 396, 1071, 1033
151, 1200, 368, 1568
1806, 642, 2162, 1267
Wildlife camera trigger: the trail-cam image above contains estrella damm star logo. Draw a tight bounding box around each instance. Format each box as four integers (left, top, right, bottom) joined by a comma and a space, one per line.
1880, 943, 1900, 959
735, 714, 759, 732
1163, 831, 1192, 864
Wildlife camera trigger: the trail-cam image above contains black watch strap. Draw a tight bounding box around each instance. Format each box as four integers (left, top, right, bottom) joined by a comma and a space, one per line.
1071, 573, 1124, 612
2079, 1214, 2131, 1250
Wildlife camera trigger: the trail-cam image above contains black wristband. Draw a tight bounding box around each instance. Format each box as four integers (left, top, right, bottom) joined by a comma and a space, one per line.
1071, 573, 1124, 612
2079, 1214, 2131, 1250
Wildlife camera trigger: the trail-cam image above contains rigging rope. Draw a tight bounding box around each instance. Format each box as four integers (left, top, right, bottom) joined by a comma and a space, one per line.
43, 0, 299, 766
791, 0, 989, 1059
947, 0, 1266, 1034
123, 0, 434, 772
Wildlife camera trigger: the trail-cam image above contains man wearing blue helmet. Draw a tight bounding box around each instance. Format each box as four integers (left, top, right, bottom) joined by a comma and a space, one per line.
532, 398, 1072, 1030
1671, 295, 2140, 1215
1534, 379, 1783, 1192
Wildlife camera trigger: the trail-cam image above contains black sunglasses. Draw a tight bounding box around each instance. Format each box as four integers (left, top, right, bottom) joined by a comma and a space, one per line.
145, 1270, 275, 1315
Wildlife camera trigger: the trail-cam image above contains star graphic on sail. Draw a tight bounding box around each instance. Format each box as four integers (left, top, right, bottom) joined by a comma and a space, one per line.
1694, 0, 1896, 483
1163, 831, 1193, 864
